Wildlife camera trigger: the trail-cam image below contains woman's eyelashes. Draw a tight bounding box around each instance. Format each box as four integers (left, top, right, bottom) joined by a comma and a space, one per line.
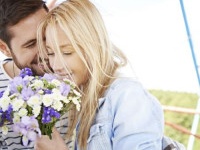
46, 47, 54, 56
47, 51, 54, 56
63, 51, 72, 55
46, 51, 72, 56
46, 45, 74, 56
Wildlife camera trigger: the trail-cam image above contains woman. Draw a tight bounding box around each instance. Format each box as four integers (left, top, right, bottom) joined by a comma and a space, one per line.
35, 0, 164, 149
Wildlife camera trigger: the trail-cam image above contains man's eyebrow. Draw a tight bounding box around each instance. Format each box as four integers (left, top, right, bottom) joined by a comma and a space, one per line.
21, 39, 36, 47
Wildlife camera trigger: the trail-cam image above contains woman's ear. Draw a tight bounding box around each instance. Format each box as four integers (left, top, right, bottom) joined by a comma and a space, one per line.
0, 39, 12, 57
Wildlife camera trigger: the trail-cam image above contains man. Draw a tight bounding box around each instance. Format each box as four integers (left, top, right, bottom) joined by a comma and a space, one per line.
0, 0, 47, 76
0, 0, 71, 149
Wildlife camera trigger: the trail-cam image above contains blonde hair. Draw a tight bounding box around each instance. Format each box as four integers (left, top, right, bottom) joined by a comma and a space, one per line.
37, 0, 127, 149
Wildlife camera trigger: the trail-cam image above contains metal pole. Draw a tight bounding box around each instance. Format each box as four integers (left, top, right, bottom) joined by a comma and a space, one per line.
179, 0, 200, 149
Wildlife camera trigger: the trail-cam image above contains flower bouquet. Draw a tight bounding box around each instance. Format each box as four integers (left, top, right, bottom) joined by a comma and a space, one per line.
0, 68, 81, 146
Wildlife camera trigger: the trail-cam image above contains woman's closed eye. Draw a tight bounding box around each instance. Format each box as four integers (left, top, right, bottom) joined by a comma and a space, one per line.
46, 46, 54, 56
47, 51, 72, 56
63, 51, 72, 55
47, 52, 54, 56
62, 45, 74, 55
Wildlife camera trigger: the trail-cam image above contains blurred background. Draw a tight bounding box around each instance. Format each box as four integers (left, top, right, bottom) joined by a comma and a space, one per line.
92, 0, 200, 94
91, 1, 200, 149
1, 0, 200, 149
1, 0, 199, 93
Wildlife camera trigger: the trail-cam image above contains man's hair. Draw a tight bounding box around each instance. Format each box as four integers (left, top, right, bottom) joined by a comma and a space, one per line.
0, 0, 48, 48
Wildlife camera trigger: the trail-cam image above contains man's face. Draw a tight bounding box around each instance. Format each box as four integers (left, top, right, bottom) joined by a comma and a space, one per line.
8, 8, 47, 76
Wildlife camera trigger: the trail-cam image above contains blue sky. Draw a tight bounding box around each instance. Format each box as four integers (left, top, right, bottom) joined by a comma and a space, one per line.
1, 0, 200, 93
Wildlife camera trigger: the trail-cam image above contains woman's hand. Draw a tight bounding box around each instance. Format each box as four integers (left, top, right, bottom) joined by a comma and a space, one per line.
34, 128, 68, 150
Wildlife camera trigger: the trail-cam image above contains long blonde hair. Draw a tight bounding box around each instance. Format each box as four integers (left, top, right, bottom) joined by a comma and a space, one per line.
37, 0, 127, 149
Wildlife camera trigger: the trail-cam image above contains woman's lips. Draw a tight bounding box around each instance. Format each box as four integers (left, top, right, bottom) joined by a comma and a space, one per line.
54, 73, 72, 80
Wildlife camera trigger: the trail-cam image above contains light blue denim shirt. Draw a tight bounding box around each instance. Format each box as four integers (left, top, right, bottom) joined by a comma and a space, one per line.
75, 78, 164, 150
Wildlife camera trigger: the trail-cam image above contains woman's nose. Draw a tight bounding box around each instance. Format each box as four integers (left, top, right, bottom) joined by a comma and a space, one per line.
52, 56, 64, 72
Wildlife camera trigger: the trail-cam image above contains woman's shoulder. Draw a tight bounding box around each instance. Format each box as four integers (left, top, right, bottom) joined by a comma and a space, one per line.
107, 77, 144, 94
105, 77, 163, 114
102, 77, 164, 131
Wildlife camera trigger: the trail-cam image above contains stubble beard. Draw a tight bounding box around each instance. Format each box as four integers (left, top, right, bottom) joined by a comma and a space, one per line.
11, 52, 44, 76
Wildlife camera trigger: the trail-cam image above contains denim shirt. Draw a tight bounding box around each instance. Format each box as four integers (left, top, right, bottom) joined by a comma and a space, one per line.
75, 78, 164, 150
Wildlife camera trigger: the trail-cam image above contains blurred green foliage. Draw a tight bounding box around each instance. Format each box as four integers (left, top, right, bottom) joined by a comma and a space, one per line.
149, 89, 200, 150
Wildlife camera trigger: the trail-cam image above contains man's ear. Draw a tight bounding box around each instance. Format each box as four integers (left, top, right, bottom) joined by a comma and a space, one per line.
0, 39, 12, 57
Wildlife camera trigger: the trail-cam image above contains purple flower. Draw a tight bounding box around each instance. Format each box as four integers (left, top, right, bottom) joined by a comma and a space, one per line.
42, 73, 56, 81
0, 65, 81, 146
42, 107, 60, 124
42, 114, 51, 124
9, 77, 27, 94
60, 83, 70, 96
20, 68, 33, 78
21, 87, 34, 101
50, 108, 60, 118
42, 107, 51, 124
12, 116, 41, 146
0, 91, 4, 98
0, 105, 13, 127
44, 89, 52, 94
